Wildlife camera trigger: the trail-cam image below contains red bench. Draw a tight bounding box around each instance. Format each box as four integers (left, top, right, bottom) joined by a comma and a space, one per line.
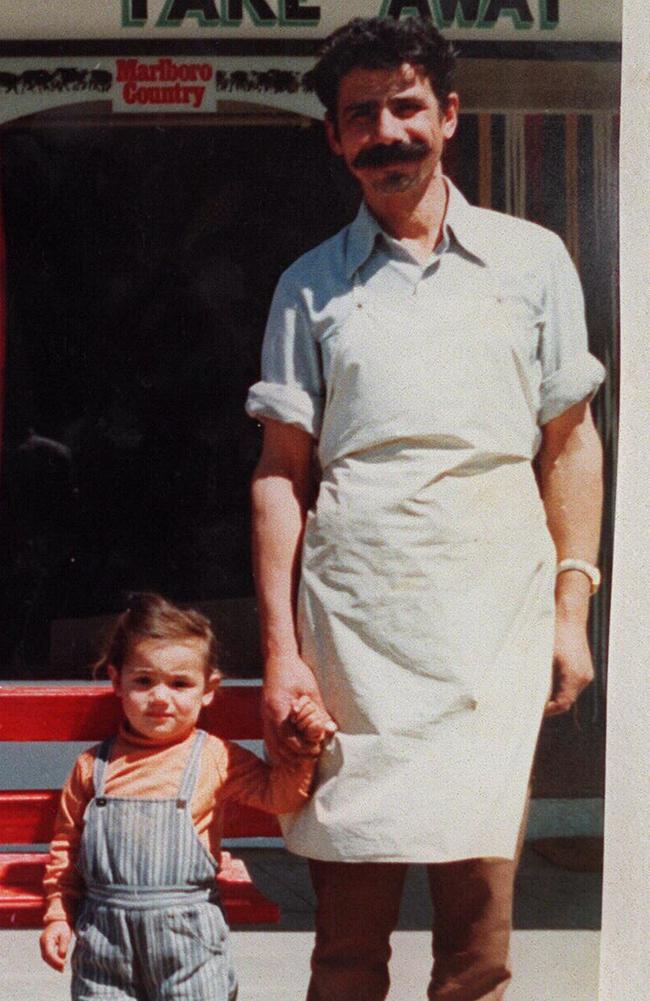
0, 682, 281, 928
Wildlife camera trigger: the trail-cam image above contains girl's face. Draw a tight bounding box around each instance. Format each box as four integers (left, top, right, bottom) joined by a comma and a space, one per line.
108, 637, 216, 741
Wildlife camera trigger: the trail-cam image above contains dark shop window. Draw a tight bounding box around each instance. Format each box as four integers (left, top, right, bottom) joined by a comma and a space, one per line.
0, 117, 357, 678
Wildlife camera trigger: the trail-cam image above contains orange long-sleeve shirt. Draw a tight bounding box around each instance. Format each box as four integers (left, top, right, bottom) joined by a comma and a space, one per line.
43, 723, 315, 925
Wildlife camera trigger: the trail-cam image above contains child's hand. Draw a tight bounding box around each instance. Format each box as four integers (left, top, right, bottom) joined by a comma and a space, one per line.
290, 695, 337, 749
40, 920, 73, 972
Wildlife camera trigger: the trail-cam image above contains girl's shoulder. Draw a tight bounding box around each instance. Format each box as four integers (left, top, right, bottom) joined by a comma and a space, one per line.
200, 731, 231, 764
63, 741, 108, 799
74, 741, 105, 768
72, 732, 121, 771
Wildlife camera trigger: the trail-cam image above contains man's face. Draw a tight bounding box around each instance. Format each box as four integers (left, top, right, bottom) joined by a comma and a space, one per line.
326, 63, 458, 198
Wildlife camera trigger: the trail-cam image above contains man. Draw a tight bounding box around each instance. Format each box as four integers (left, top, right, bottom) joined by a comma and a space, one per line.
246, 16, 604, 1001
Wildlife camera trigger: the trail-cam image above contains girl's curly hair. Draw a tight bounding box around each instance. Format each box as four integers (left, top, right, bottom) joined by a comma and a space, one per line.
94, 592, 219, 678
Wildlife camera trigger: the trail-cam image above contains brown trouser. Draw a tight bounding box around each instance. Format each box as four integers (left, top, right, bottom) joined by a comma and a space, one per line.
305, 856, 516, 1001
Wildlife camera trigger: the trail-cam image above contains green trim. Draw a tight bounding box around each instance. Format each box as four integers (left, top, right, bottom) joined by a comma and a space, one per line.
278, 0, 321, 27
378, 0, 432, 20
221, 0, 278, 27
477, 0, 535, 29
433, 0, 482, 29
156, 0, 221, 28
538, 0, 559, 30
121, 0, 147, 28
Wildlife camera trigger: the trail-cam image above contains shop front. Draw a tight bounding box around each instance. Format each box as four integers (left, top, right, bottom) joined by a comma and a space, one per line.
0, 1, 620, 801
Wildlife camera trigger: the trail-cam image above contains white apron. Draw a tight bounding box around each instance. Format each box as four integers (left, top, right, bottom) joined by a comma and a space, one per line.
281, 270, 557, 863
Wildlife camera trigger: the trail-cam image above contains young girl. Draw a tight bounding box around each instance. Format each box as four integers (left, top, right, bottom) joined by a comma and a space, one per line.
39, 592, 335, 1000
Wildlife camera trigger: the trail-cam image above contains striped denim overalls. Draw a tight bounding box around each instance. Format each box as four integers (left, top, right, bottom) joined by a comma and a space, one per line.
71, 729, 238, 1001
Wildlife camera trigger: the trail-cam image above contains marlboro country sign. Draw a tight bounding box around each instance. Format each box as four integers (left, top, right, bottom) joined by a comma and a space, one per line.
0, 57, 323, 123
115, 58, 215, 111
0, 1, 622, 42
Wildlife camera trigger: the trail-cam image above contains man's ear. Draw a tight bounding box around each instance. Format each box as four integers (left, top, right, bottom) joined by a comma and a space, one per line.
441, 92, 460, 142
324, 113, 343, 156
107, 665, 121, 696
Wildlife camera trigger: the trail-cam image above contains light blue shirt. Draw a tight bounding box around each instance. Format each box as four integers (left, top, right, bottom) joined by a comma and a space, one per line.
246, 179, 605, 445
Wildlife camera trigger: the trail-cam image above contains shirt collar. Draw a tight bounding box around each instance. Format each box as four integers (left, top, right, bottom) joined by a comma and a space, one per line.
442, 178, 490, 265
345, 200, 382, 280
345, 176, 488, 279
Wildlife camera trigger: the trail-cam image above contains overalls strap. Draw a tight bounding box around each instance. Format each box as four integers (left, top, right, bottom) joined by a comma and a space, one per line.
177, 729, 207, 805
92, 738, 114, 798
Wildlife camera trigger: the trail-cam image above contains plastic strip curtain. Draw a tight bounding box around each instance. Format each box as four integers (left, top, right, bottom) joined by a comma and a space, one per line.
478, 113, 492, 209
592, 111, 616, 252
589, 111, 620, 701
564, 114, 580, 268
504, 112, 526, 218
0, 142, 6, 485
525, 114, 544, 225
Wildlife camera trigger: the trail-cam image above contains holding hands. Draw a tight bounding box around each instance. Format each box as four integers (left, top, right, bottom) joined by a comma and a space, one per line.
289, 694, 337, 751
262, 654, 336, 761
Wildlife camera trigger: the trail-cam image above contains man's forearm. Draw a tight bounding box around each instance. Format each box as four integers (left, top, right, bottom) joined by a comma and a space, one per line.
537, 401, 603, 621
251, 421, 325, 752
251, 470, 309, 662
536, 401, 603, 714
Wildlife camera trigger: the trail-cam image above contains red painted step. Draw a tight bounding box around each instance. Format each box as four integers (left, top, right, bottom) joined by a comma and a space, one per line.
0, 852, 279, 928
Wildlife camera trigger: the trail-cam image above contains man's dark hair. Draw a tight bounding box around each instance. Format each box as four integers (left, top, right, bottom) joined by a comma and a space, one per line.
306, 17, 457, 119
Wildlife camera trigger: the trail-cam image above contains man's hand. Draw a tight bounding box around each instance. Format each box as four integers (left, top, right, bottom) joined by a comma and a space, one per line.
263, 653, 327, 761
544, 617, 594, 716
40, 920, 73, 972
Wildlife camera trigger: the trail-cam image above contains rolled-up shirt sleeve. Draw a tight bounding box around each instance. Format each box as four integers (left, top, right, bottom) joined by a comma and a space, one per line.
246, 273, 324, 438
537, 236, 606, 425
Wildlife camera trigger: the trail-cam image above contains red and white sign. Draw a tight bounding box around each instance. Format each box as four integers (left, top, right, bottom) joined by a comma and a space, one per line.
113, 58, 216, 112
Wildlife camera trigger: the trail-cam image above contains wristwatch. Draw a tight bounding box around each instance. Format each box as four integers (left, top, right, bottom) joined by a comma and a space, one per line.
556, 559, 601, 596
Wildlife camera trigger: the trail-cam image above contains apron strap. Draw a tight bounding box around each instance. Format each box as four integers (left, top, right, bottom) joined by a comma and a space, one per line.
177, 730, 206, 805
92, 737, 114, 798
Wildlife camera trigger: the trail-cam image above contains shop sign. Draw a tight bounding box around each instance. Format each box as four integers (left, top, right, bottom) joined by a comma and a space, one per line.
0, 57, 325, 125
114, 58, 216, 111
0, 1, 622, 42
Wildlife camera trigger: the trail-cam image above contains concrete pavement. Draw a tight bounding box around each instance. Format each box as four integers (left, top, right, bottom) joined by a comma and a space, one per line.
0, 928, 600, 1001
0, 843, 602, 1000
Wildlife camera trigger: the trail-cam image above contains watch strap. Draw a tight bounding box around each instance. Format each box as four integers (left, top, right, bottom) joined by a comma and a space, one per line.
556, 558, 601, 596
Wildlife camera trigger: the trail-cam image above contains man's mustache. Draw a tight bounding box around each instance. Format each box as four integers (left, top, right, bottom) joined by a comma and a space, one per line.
352, 141, 430, 169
